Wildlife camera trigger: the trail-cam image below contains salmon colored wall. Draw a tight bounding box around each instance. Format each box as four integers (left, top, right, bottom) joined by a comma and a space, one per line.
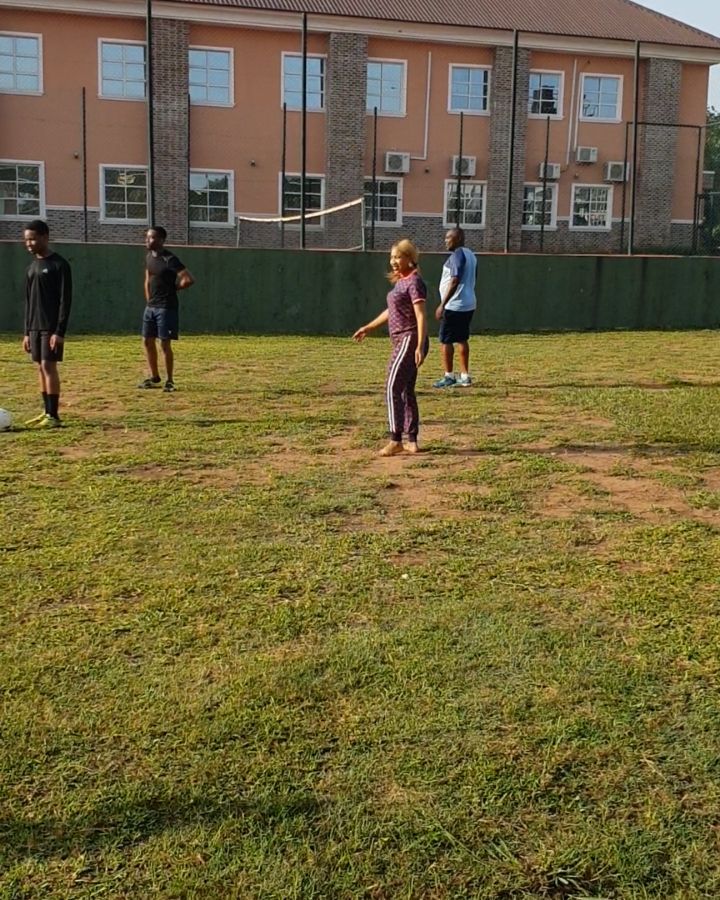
0, 10, 147, 209
673, 63, 708, 219
0, 8, 711, 225
188, 24, 327, 215
364, 40, 495, 214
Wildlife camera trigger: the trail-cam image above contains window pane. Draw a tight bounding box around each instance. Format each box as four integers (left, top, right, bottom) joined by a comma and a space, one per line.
208, 51, 228, 69
124, 45, 144, 63
189, 49, 206, 66
190, 174, 208, 191
16, 37, 38, 56
102, 43, 123, 61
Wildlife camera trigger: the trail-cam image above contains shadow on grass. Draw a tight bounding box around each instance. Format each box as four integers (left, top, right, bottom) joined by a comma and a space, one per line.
0, 787, 324, 863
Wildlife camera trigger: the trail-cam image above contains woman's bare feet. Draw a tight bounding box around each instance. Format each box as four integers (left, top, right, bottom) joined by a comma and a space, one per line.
404, 441, 420, 454
379, 440, 404, 457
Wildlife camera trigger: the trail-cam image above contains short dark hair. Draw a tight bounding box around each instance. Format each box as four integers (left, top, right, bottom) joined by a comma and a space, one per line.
149, 225, 167, 241
25, 219, 49, 236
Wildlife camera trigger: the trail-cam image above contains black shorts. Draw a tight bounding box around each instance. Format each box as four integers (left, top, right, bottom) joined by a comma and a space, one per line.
142, 306, 179, 340
439, 309, 474, 344
28, 330, 64, 363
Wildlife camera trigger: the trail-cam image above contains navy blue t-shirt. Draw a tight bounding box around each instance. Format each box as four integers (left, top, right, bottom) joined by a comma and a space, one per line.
146, 251, 185, 310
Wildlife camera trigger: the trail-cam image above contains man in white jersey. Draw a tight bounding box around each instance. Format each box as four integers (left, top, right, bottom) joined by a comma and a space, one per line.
433, 227, 477, 388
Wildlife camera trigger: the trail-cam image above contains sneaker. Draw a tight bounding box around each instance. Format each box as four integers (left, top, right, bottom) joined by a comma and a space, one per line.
163, 380, 176, 393
37, 413, 62, 429
138, 376, 161, 389
24, 411, 48, 426
433, 375, 456, 388
456, 374, 473, 387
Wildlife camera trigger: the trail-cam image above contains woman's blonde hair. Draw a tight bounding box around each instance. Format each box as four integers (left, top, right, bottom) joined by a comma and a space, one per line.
387, 239, 420, 283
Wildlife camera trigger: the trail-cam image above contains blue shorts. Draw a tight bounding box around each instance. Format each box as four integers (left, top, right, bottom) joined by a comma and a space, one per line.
142, 306, 179, 340
439, 309, 474, 344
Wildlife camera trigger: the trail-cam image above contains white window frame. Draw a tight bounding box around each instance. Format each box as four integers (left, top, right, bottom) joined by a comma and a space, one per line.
442, 179, 486, 230
189, 168, 234, 226
98, 38, 146, 102
366, 58, 407, 117
99, 164, 149, 224
521, 183, 558, 230
579, 73, 623, 123
570, 183, 614, 231
528, 69, 564, 119
0, 159, 45, 220
447, 64, 491, 116
188, 45, 234, 107
363, 177, 403, 227
281, 52, 326, 112
0, 32, 43, 95
278, 172, 326, 229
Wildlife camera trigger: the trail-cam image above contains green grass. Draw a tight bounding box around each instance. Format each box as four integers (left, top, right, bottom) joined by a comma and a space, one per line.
3, 331, 720, 898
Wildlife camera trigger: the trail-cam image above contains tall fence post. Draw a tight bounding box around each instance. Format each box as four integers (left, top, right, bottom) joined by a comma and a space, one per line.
504, 29, 519, 253
455, 110, 464, 228
146, 0, 155, 225
81, 86, 88, 243
300, 12, 307, 250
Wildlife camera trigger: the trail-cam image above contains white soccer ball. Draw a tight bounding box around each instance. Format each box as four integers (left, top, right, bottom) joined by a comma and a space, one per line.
0, 408, 13, 432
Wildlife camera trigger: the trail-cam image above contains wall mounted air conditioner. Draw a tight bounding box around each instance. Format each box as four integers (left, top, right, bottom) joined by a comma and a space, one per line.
576, 146, 598, 164
604, 161, 629, 182
703, 170, 716, 191
451, 155, 477, 177
385, 151, 411, 174
538, 162, 561, 180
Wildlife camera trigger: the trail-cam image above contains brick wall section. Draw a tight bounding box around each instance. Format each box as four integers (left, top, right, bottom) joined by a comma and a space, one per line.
151, 17, 190, 243
0, 210, 147, 245
325, 32, 368, 249
521, 222, 623, 253
634, 57, 682, 251
486, 46, 529, 251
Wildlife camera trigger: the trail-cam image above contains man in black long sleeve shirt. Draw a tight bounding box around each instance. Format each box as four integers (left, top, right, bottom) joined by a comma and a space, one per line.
22, 219, 72, 427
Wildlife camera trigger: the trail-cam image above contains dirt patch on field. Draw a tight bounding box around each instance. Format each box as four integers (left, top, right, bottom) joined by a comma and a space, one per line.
536, 447, 720, 526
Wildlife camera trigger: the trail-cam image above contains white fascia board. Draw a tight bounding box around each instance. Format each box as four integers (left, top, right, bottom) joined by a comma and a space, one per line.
2, 0, 720, 64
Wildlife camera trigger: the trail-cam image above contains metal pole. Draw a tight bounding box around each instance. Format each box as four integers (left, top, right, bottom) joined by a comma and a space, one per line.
146, 0, 155, 224
81, 86, 88, 242
540, 114, 550, 251
371, 106, 378, 250
300, 12, 307, 249
455, 110, 464, 228
619, 121, 630, 253
692, 125, 703, 254
186, 91, 190, 245
281, 101, 287, 249
629, 40, 641, 255
504, 30, 519, 253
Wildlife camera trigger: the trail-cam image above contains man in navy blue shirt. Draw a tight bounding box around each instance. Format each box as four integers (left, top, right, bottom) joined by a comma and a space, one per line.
138, 226, 194, 392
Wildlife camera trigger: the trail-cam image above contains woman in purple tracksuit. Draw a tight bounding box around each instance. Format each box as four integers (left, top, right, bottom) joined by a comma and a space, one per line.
353, 239, 428, 456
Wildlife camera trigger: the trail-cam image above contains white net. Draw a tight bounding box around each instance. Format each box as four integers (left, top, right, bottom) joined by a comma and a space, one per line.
235, 197, 365, 250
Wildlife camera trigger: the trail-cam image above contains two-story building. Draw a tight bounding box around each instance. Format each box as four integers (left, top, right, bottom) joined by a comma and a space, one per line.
1, 0, 720, 252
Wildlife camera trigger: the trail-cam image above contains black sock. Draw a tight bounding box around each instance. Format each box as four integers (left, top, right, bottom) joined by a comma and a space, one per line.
47, 394, 60, 419
42, 391, 49, 413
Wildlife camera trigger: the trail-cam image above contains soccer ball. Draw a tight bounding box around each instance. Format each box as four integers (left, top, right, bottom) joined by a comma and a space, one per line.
0, 408, 13, 432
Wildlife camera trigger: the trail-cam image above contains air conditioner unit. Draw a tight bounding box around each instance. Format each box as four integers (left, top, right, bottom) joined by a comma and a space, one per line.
604, 161, 629, 182
576, 146, 598, 164
384, 151, 411, 174
538, 162, 561, 180
703, 170, 716, 192
451, 155, 477, 177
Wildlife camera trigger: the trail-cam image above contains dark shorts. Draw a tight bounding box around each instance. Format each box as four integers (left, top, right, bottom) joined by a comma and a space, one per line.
142, 306, 179, 340
28, 330, 64, 363
439, 309, 474, 345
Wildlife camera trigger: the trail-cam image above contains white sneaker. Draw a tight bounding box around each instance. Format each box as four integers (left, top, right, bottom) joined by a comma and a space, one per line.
457, 374, 472, 387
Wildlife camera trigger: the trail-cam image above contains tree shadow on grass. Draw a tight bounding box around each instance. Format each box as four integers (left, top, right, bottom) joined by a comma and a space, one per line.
0, 786, 324, 864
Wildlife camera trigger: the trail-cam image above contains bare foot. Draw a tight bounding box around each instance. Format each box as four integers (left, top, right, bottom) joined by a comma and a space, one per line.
404, 441, 420, 454
379, 441, 404, 457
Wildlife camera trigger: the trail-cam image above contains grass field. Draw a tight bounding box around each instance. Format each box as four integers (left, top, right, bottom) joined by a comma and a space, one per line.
3, 331, 720, 899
